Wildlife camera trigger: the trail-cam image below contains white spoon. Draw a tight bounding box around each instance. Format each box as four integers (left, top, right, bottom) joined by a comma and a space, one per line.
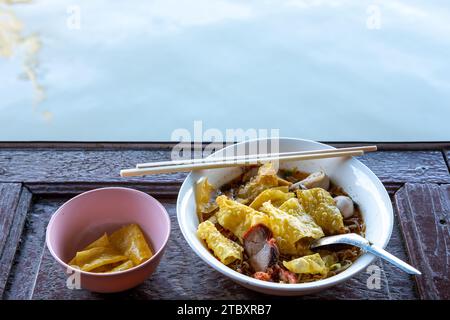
311, 233, 421, 275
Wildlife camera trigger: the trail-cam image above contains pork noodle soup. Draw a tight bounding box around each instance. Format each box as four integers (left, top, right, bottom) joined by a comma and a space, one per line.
195, 162, 364, 284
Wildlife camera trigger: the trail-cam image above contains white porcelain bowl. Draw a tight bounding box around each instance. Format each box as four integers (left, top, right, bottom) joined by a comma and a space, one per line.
176, 138, 393, 295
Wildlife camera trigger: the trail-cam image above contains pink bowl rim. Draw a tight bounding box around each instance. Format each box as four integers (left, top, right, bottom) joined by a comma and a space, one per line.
46, 187, 171, 277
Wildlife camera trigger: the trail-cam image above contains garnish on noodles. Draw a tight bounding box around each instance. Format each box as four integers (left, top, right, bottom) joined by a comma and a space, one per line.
195, 163, 365, 284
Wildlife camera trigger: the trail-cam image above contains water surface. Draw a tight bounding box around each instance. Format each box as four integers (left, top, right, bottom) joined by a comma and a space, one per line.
1, 0, 449, 141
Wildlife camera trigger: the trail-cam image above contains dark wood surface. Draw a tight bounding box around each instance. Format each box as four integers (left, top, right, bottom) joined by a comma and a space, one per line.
0, 142, 449, 300
395, 184, 449, 299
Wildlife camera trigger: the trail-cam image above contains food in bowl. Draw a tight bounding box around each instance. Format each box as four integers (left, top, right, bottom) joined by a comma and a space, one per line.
68, 223, 153, 273
196, 162, 365, 284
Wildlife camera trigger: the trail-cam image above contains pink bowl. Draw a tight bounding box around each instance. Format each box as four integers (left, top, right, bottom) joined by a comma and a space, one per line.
46, 187, 171, 293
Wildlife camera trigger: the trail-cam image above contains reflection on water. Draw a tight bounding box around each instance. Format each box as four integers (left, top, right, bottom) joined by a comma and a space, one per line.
0, 0, 449, 141
0, 0, 48, 121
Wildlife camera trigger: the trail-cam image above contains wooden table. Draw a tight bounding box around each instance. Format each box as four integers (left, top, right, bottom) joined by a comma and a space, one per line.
0, 142, 449, 300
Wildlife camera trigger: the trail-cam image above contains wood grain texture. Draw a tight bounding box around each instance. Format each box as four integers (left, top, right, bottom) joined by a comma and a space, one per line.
1, 143, 448, 300
395, 183, 450, 300
4, 198, 62, 299
25, 182, 182, 197
0, 148, 187, 184
445, 150, 450, 172
0, 148, 449, 187
0, 141, 449, 151
0, 183, 31, 297
358, 151, 449, 184
6, 196, 417, 300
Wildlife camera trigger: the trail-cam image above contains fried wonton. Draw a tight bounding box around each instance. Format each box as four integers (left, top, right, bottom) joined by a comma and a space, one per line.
195, 177, 218, 219
249, 189, 295, 210
279, 198, 324, 238
269, 186, 290, 193
216, 195, 268, 241
72, 247, 128, 272
110, 224, 153, 265
260, 201, 322, 255
69, 233, 111, 267
69, 224, 152, 273
197, 221, 243, 265
283, 253, 328, 275
296, 188, 345, 235
85, 233, 110, 249
237, 162, 279, 202
110, 260, 135, 272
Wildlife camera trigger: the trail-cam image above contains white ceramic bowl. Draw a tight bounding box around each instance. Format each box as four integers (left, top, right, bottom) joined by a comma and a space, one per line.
177, 138, 393, 295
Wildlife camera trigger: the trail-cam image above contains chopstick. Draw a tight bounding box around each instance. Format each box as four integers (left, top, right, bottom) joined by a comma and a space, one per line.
120, 148, 367, 177
135, 145, 377, 169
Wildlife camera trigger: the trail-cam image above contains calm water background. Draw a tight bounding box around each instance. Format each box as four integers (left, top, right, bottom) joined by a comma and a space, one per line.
1, 0, 449, 141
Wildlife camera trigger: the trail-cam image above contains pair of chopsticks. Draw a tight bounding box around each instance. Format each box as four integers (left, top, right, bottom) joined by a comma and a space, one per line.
120, 145, 377, 177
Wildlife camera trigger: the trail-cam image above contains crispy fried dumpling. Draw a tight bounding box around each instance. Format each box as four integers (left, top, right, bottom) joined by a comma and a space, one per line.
109, 260, 135, 272
72, 247, 128, 272
85, 233, 110, 249
110, 224, 153, 265
69, 224, 152, 273
197, 220, 243, 265
237, 162, 279, 202
260, 201, 321, 255
296, 188, 345, 234
216, 195, 268, 241
249, 189, 295, 210
269, 186, 290, 193
195, 177, 218, 218
283, 253, 328, 275
68, 233, 116, 267
278, 198, 324, 239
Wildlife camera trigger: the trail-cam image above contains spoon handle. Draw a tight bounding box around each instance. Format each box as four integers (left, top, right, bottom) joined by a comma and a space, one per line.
366, 245, 421, 275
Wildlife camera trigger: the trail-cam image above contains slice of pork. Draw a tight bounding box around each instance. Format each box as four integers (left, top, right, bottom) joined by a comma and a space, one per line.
243, 224, 279, 272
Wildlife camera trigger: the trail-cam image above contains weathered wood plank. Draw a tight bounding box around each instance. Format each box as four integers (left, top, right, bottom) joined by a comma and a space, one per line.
0, 149, 449, 186
25, 182, 181, 197
0, 184, 21, 254
0, 149, 188, 185
0, 141, 449, 151
6, 196, 416, 300
395, 183, 450, 300
445, 150, 450, 172
1, 143, 446, 300
4, 197, 62, 299
0, 183, 31, 297
358, 151, 449, 184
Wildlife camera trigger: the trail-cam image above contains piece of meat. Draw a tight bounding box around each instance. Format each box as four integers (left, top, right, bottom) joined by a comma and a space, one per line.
243, 224, 273, 256
253, 271, 272, 281
243, 224, 279, 272
277, 265, 298, 284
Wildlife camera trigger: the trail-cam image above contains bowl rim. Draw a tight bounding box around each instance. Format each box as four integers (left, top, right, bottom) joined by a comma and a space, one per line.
176, 137, 394, 292
46, 187, 171, 277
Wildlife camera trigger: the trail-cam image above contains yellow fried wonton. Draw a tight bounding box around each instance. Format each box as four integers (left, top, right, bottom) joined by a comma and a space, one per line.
216, 195, 268, 241
249, 188, 295, 210
237, 162, 279, 202
283, 253, 329, 275
296, 188, 345, 235
197, 220, 243, 265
